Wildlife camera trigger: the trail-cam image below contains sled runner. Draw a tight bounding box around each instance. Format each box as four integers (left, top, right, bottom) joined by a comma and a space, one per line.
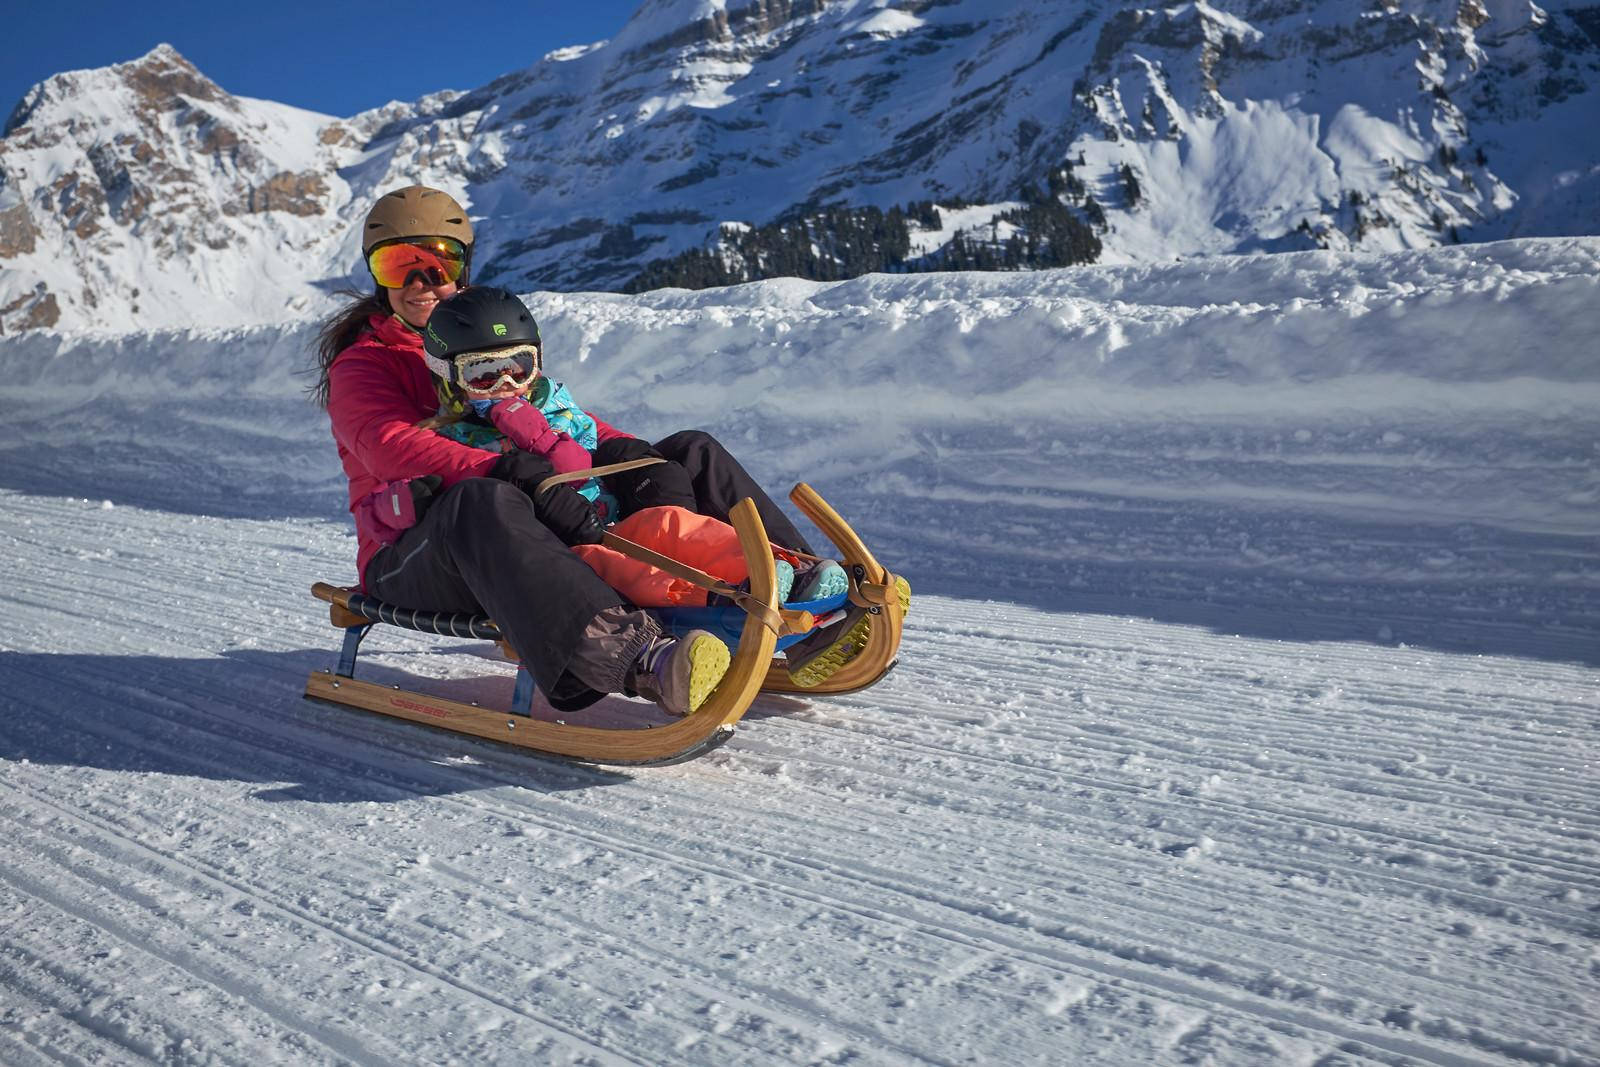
303, 483, 908, 764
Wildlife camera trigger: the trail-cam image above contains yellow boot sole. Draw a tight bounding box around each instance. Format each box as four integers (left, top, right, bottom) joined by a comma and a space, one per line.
685, 633, 732, 714
787, 576, 911, 688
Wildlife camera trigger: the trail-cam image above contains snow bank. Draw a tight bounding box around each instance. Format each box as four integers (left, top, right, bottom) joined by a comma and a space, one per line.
3, 238, 1595, 536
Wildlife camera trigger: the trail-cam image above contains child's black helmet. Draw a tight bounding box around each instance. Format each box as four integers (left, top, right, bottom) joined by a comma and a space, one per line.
421, 286, 541, 384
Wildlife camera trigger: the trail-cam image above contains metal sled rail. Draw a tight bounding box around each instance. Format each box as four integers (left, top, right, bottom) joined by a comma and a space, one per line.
305, 498, 780, 765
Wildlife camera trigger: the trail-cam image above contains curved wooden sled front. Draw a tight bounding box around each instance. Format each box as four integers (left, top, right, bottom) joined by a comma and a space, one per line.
305, 498, 779, 764
760, 482, 906, 695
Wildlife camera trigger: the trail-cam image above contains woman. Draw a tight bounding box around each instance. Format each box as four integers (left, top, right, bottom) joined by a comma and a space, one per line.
312, 184, 835, 716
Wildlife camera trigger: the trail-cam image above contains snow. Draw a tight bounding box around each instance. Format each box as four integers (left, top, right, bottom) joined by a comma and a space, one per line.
1, 238, 1597, 1064
850, 8, 924, 38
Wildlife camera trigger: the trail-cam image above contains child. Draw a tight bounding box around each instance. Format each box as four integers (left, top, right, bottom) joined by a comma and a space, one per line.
362, 286, 846, 610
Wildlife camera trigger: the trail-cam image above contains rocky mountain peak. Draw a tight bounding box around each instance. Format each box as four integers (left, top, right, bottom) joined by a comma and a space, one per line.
118, 42, 227, 109
0, 43, 349, 331
6, 43, 227, 140
1, 1, 1596, 335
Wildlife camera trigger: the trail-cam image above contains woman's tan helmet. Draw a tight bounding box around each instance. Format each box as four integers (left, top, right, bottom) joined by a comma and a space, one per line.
361, 185, 474, 253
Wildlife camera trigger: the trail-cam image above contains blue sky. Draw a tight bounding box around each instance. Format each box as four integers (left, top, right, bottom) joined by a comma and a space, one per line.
4, 1, 646, 121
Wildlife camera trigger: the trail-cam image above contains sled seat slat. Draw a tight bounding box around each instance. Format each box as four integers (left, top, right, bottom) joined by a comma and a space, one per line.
312, 582, 504, 641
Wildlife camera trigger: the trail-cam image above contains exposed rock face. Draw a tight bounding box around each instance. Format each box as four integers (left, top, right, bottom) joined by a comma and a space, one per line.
0, 2, 1595, 332
1059, 0, 1589, 254
0, 203, 36, 255
0, 43, 350, 330
50, 170, 107, 239
1, 285, 59, 331
0, 165, 38, 255
229, 172, 331, 217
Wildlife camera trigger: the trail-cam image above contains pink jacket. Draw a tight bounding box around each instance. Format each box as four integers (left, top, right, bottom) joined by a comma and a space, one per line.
326, 312, 631, 585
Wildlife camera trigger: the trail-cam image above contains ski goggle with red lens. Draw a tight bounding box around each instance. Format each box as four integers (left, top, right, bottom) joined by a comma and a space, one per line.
366, 237, 469, 289
454, 344, 542, 397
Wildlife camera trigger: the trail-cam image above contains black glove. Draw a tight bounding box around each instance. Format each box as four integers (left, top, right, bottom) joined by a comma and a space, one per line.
490, 450, 603, 546
594, 436, 698, 514
408, 474, 443, 525
536, 483, 604, 546
490, 448, 557, 491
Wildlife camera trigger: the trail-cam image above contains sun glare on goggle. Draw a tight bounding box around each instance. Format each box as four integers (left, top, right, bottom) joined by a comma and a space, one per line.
456, 345, 541, 397
367, 237, 468, 289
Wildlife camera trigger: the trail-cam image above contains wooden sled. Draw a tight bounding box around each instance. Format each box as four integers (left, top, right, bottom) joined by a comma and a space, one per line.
304, 483, 907, 763
305, 498, 781, 765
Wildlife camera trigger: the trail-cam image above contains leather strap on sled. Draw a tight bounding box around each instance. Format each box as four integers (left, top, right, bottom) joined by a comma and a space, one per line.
535, 459, 801, 637
534, 456, 666, 497
596, 529, 791, 636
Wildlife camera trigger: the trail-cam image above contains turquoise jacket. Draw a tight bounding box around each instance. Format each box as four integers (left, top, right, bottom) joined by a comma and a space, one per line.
434, 378, 624, 522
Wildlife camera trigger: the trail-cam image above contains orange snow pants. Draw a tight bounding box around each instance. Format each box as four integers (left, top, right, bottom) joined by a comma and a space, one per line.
572, 506, 791, 608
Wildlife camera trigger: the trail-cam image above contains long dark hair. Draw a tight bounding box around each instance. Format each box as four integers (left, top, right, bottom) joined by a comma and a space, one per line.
310, 288, 389, 408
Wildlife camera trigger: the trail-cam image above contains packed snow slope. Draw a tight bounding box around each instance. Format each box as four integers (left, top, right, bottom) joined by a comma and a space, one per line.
0, 238, 1596, 1064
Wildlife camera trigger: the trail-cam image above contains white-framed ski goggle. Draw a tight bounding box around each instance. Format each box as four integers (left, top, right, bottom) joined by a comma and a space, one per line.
454, 344, 542, 397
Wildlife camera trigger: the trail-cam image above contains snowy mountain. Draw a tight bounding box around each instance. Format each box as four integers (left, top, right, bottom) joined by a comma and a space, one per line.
1, 238, 1596, 1062
2, 0, 1599, 333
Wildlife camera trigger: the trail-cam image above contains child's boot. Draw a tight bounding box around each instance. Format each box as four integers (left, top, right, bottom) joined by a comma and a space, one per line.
789, 559, 847, 602
774, 559, 796, 604
784, 575, 911, 687
625, 629, 731, 716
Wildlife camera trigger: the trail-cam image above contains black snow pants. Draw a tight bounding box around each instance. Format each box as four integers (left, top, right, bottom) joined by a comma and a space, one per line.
364, 478, 633, 712
362, 431, 807, 712
650, 430, 815, 556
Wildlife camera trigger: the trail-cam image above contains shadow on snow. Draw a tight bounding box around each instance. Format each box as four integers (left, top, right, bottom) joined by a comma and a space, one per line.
0, 647, 716, 803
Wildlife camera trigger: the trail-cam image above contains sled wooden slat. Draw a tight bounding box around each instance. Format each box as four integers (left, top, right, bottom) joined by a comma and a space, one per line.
304, 672, 735, 763
304, 499, 779, 764
313, 583, 379, 629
